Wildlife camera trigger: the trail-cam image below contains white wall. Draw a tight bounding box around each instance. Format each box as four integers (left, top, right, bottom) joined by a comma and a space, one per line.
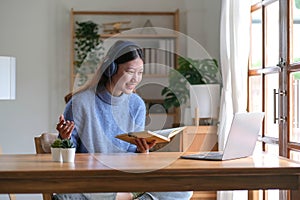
0, 0, 52, 154
0, 0, 220, 199
185, 0, 221, 63
0, 0, 221, 154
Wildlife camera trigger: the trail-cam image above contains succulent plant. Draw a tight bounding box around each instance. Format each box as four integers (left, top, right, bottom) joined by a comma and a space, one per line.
61, 139, 75, 149
51, 139, 62, 148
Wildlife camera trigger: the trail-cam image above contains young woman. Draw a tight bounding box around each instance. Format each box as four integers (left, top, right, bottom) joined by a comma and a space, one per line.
55, 40, 192, 200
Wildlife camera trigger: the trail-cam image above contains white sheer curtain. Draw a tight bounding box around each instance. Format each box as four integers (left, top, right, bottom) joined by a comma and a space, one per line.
218, 0, 251, 199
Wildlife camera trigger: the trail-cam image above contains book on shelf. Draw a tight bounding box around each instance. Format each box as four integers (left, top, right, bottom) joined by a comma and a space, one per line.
150, 48, 157, 74
141, 39, 175, 76
115, 127, 186, 144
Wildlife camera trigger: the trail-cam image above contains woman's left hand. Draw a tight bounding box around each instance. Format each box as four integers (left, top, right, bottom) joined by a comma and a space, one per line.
56, 114, 74, 139
135, 138, 156, 153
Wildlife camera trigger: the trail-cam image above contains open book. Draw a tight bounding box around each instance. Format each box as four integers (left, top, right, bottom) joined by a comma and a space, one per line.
115, 127, 186, 144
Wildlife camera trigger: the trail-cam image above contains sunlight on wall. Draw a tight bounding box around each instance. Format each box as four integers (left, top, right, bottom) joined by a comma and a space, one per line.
0, 56, 16, 100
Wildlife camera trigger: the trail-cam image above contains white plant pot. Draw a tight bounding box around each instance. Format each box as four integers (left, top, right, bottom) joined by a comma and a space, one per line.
189, 84, 221, 119
50, 147, 62, 162
61, 148, 76, 163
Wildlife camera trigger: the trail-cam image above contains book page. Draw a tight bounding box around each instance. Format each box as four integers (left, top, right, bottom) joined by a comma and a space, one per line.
153, 127, 185, 138
116, 131, 169, 144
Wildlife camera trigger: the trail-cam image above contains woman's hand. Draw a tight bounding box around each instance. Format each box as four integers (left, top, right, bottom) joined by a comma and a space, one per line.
56, 114, 74, 139
135, 138, 156, 153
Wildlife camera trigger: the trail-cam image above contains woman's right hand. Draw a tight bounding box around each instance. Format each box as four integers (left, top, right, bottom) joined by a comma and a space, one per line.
56, 114, 74, 139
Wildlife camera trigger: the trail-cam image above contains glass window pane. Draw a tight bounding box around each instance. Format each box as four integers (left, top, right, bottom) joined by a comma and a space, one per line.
265, 73, 279, 138
289, 72, 300, 142
291, 0, 300, 63
254, 141, 263, 153
249, 75, 263, 111
265, 143, 279, 155
251, 9, 262, 69
266, 1, 279, 66
290, 150, 300, 161
265, 1, 279, 67
266, 190, 280, 200
251, 0, 261, 4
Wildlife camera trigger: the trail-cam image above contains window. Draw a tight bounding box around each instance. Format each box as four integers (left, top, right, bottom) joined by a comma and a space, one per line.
249, 0, 300, 199
288, 0, 300, 160
250, 0, 281, 153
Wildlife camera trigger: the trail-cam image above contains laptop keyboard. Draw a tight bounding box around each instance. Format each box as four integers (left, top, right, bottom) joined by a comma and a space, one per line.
187, 152, 223, 159
203, 152, 223, 159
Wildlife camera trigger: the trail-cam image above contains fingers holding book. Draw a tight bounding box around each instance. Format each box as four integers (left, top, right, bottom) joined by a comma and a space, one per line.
135, 138, 156, 153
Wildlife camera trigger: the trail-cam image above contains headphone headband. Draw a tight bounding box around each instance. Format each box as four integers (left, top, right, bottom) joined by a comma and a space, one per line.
103, 40, 142, 77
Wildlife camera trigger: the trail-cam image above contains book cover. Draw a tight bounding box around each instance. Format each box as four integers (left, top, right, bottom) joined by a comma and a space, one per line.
115, 127, 186, 144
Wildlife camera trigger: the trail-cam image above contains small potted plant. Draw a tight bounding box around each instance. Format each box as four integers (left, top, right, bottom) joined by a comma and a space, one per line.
60, 139, 76, 163
50, 139, 62, 162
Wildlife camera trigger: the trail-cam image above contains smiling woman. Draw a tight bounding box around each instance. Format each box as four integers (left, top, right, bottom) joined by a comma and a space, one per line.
0, 56, 16, 100
53, 40, 192, 200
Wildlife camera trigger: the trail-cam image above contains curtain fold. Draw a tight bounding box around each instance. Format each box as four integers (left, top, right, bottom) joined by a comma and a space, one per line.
218, 0, 251, 150
218, 0, 251, 199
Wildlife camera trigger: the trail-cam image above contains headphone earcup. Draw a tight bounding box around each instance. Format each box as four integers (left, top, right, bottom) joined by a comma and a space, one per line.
104, 61, 117, 77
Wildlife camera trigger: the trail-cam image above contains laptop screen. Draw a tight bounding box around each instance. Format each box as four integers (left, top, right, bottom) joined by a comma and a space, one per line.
222, 112, 265, 160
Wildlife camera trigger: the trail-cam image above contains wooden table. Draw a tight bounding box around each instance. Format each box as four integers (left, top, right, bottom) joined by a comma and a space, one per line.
0, 152, 300, 199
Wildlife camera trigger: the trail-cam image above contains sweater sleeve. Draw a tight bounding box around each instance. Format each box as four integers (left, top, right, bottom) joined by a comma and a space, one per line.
131, 93, 146, 130
63, 100, 81, 152
127, 94, 146, 153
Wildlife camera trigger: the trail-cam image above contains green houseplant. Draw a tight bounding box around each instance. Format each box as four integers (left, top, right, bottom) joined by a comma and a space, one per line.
50, 139, 75, 162
61, 139, 75, 149
51, 139, 62, 148
74, 20, 104, 86
161, 56, 222, 110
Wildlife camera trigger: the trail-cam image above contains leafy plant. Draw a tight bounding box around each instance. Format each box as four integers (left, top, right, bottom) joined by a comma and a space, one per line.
74, 20, 105, 86
51, 139, 62, 148
61, 139, 75, 149
296, 0, 300, 9
293, 72, 300, 80
161, 56, 221, 110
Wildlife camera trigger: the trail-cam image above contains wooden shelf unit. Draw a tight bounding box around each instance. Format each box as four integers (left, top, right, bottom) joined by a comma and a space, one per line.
70, 9, 179, 86
100, 34, 178, 39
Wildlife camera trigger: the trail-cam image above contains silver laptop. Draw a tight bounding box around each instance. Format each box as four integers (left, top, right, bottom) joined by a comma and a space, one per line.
180, 112, 265, 161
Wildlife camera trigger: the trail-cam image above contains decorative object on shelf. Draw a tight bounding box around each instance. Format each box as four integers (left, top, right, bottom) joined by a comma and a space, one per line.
60, 139, 76, 163
74, 21, 104, 86
161, 56, 222, 124
102, 21, 131, 34
50, 139, 62, 162
140, 19, 157, 34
